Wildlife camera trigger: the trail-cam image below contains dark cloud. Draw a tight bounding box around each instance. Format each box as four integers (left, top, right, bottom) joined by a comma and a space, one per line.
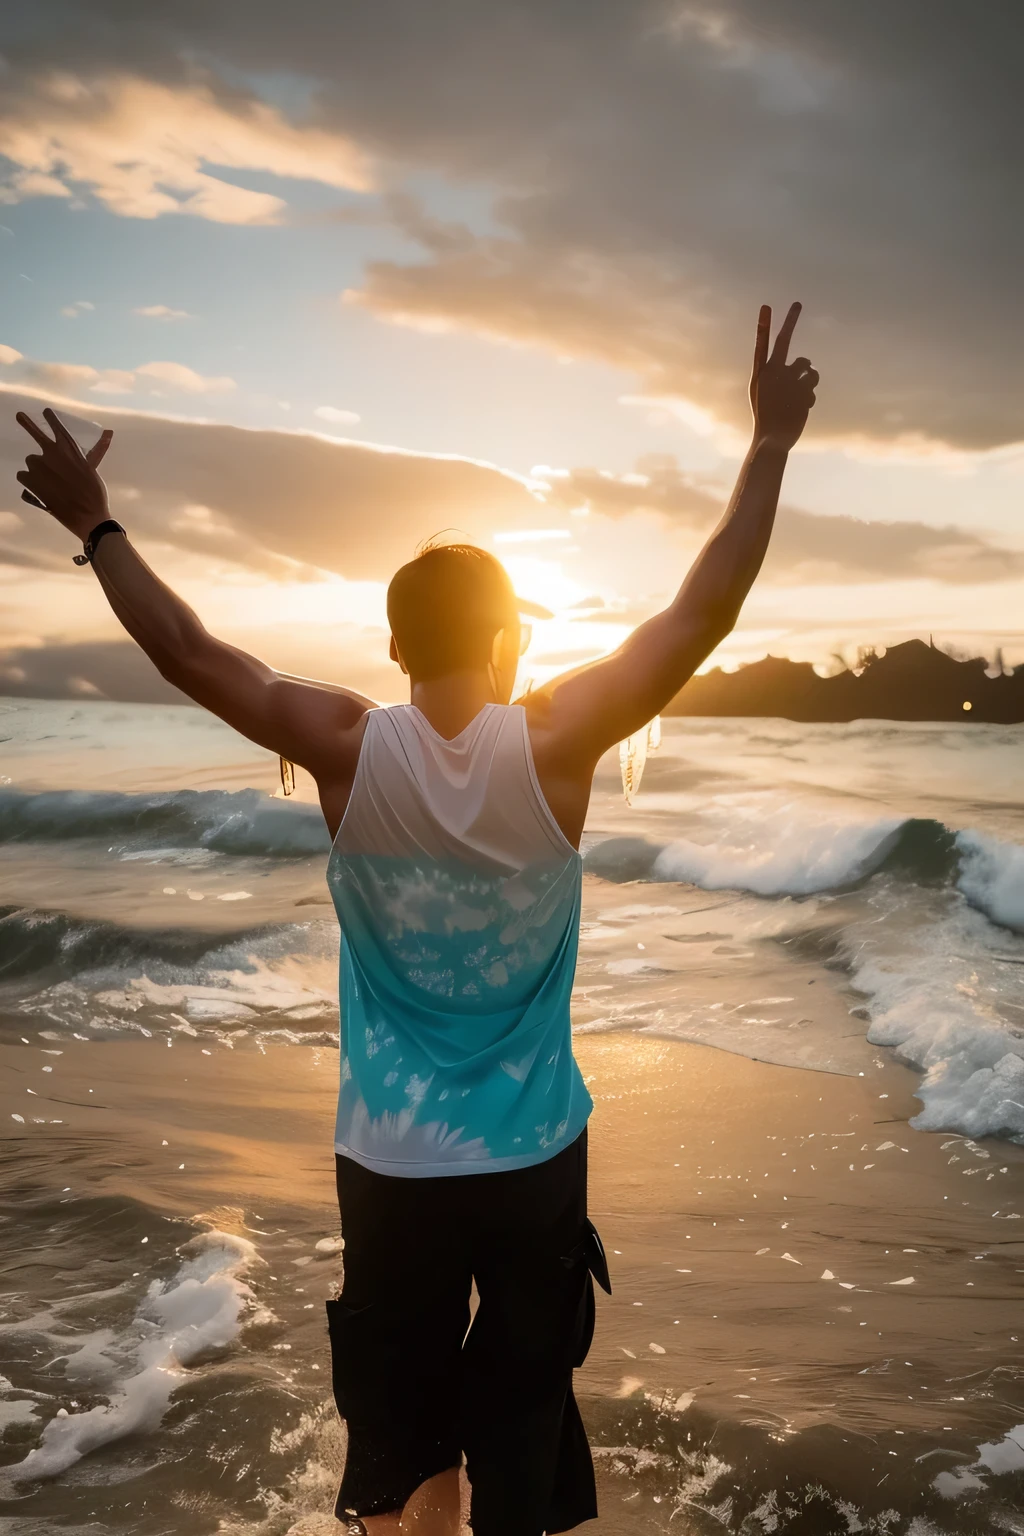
0, 539, 66, 571
0, 639, 193, 704
4, 1, 1019, 445
547, 457, 1024, 586
0, 385, 544, 579
0, 625, 402, 705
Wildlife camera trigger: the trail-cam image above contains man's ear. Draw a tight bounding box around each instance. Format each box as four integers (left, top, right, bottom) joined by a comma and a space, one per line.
389, 634, 408, 675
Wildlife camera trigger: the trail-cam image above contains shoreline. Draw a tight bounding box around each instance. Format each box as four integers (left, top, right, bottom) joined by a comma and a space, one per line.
4, 1025, 1024, 1528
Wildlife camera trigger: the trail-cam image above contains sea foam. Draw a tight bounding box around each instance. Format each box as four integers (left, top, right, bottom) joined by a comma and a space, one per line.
8, 1231, 265, 1482
844, 895, 1024, 1140
651, 806, 906, 896
956, 830, 1024, 932
584, 794, 1024, 1138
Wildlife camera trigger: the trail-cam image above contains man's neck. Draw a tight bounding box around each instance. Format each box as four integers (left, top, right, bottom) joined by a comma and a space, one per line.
408, 670, 502, 741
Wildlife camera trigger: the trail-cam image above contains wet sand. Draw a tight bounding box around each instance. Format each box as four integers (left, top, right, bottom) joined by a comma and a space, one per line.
3, 1022, 1024, 1532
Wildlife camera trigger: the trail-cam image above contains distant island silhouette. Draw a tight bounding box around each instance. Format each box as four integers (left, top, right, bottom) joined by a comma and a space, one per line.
666, 638, 1023, 724
2, 636, 1021, 724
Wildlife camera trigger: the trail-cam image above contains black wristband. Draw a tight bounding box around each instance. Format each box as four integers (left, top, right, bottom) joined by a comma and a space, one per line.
73, 520, 126, 566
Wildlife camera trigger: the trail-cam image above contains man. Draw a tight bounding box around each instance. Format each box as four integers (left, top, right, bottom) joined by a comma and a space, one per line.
15, 302, 817, 1535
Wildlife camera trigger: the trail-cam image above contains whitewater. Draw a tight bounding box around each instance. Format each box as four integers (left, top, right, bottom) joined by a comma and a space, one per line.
3, 699, 1024, 1142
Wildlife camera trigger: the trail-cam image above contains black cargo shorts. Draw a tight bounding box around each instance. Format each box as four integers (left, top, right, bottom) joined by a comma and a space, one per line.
326, 1129, 610, 1534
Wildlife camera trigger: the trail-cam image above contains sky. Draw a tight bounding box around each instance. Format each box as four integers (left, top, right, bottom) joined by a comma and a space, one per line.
1, 0, 1023, 704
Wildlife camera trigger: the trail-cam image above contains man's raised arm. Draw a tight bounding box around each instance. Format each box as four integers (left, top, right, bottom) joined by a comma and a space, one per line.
15, 408, 372, 776
530, 302, 818, 767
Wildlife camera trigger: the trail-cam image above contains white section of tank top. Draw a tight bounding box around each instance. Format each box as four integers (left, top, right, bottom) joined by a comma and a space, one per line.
335, 702, 575, 873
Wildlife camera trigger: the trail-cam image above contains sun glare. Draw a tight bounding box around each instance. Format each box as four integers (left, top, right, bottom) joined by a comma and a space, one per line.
180, 571, 388, 630
494, 529, 573, 544
495, 553, 585, 616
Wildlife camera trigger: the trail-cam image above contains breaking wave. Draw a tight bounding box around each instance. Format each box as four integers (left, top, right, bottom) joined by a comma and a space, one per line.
585, 810, 1024, 933
0, 787, 330, 858
6, 787, 1021, 933
580, 805, 1024, 1140
7, 779, 1024, 1137
0, 906, 338, 1039
956, 830, 1024, 932
0, 904, 325, 986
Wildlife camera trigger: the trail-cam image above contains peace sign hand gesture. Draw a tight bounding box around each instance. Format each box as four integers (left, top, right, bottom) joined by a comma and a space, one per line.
15, 408, 114, 543
749, 302, 818, 451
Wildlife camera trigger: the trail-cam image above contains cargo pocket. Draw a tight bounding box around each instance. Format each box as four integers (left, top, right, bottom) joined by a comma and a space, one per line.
560, 1217, 612, 1370
583, 1218, 612, 1295
325, 1297, 390, 1427
327, 1288, 467, 1432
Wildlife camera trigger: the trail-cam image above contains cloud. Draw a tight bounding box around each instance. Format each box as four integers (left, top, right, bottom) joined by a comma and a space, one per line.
0, 383, 545, 582
546, 457, 1024, 587
4, 379, 1014, 595
0, 625, 402, 706
59, 300, 95, 318
333, 1, 1023, 451
134, 305, 193, 320
0, 73, 371, 224
0, 169, 71, 203
314, 405, 361, 425
0, 540, 68, 572
3, 5, 1019, 441
0, 639, 192, 704
134, 361, 235, 395
0, 347, 235, 397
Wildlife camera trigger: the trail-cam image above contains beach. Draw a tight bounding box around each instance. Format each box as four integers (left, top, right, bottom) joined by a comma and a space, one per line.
2, 698, 1024, 1532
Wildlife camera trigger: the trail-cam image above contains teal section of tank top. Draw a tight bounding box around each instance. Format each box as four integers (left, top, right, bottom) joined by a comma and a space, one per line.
327, 846, 592, 1174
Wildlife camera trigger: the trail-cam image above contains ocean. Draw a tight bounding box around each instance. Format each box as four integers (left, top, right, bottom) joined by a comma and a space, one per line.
1, 698, 1023, 1533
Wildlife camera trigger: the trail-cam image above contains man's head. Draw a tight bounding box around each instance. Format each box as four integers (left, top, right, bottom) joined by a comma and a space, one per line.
387, 542, 535, 695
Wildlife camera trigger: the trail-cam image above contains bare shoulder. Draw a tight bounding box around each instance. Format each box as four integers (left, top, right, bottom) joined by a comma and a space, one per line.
519, 685, 556, 759
518, 674, 598, 774
309, 699, 377, 840
518, 688, 595, 851
276, 674, 375, 782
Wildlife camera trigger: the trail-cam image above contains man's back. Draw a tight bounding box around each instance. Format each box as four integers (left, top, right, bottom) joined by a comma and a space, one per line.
328, 701, 592, 1176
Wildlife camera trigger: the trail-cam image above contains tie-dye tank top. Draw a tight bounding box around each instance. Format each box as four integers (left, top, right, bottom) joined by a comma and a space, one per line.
327, 702, 592, 1176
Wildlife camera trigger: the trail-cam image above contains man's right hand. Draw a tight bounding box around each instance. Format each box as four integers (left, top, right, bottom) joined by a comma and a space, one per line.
526, 301, 817, 839
16, 408, 115, 542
